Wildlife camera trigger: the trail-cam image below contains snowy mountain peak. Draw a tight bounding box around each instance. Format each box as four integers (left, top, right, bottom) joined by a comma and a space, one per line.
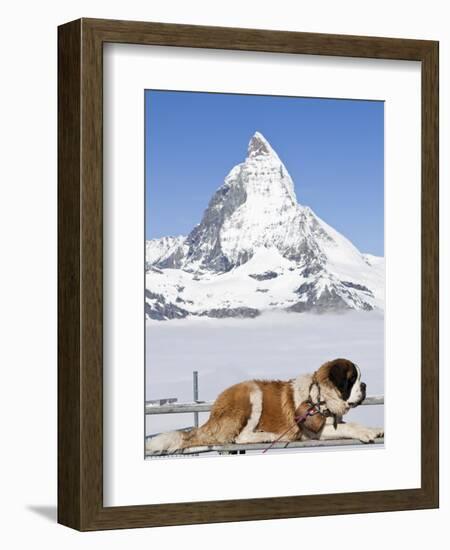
145, 132, 384, 319
178, 132, 300, 271
245, 132, 296, 203
247, 131, 278, 160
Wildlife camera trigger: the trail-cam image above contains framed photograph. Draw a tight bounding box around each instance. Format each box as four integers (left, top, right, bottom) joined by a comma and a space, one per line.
58, 18, 439, 530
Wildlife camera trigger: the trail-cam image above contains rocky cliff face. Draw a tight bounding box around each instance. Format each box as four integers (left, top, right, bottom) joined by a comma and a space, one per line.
146, 132, 384, 320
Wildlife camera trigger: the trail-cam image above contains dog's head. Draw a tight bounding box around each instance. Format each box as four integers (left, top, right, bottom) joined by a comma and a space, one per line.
315, 358, 366, 415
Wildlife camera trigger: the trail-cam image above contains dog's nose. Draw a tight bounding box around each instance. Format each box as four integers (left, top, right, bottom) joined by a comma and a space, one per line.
361, 382, 366, 391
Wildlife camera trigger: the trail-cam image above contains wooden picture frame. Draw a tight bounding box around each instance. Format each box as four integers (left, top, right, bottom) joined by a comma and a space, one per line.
58, 18, 439, 531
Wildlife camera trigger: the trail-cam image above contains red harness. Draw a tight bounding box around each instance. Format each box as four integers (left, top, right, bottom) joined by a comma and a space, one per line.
262, 403, 322, 454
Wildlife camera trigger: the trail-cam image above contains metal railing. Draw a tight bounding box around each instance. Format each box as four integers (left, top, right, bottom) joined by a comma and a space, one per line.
145, 394, 384, 415
145, 393, 384, 455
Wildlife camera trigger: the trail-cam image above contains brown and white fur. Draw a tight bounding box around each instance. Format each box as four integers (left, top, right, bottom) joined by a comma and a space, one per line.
146, 358, 383, 454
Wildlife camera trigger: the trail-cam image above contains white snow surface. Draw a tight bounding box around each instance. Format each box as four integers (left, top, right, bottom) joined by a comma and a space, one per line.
145, 311, 384, 437
145, 131, 384, 319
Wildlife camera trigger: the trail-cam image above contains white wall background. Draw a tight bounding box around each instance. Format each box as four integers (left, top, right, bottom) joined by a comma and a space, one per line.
0, 0, 447, 547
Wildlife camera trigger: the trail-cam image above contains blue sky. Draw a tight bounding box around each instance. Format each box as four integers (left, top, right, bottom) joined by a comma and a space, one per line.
145, 90, 384, 256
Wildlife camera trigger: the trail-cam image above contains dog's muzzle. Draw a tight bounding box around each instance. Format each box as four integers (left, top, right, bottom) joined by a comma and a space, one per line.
349, 382, 366, 408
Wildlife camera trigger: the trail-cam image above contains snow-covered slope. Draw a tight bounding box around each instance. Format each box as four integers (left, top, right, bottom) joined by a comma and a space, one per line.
145, 236, 187, 270
146, 132, 384, 320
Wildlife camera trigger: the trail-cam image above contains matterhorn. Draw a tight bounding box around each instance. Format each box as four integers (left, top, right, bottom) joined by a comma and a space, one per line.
145, 132, 384, 320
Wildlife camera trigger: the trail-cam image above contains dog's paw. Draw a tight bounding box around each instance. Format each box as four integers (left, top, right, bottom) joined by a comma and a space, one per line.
357, 426, 384, 443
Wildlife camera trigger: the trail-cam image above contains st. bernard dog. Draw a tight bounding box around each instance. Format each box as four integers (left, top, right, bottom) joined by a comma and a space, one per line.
146, 358, 383, 455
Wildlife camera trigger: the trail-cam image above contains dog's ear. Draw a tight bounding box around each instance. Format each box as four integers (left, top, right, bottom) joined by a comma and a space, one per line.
329, 362, 351, 399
